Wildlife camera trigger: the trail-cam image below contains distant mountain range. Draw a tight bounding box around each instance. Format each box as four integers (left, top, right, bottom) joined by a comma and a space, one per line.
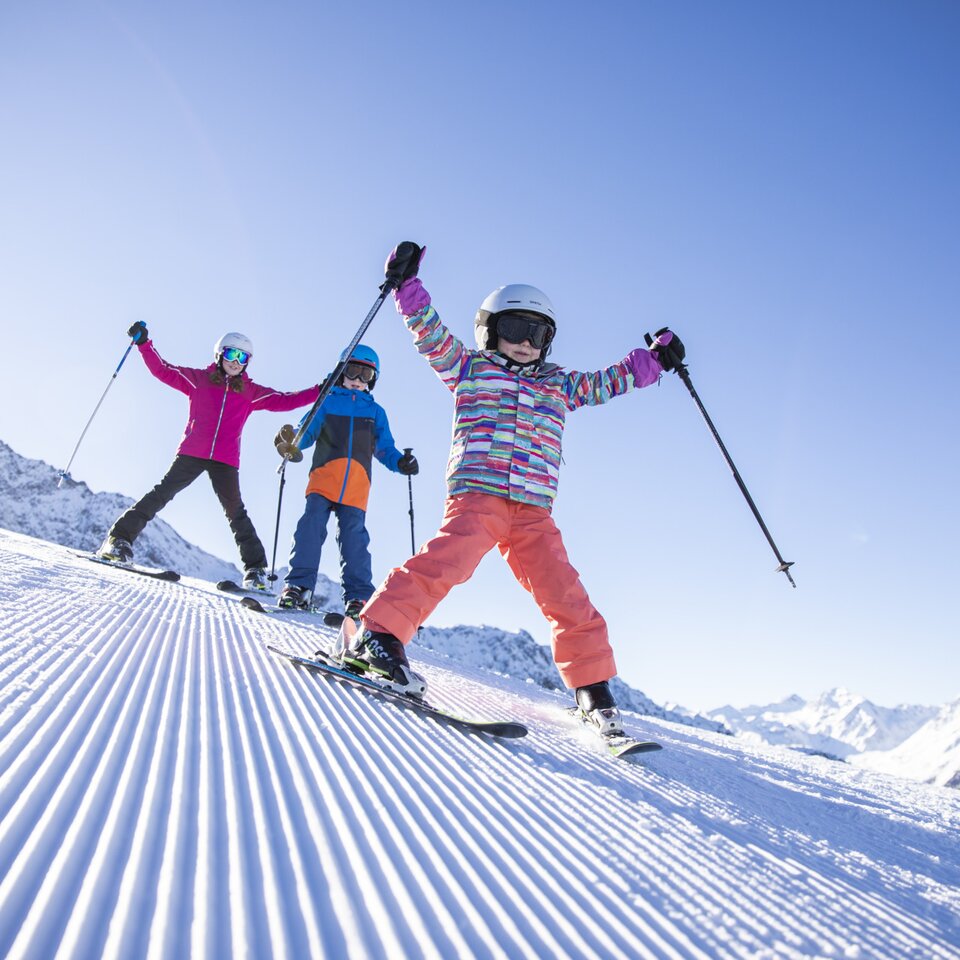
709, 689, 960, 788
2, 439, 956, 787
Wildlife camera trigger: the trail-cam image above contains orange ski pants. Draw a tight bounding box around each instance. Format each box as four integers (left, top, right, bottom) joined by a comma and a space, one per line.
362, 493, 616, 689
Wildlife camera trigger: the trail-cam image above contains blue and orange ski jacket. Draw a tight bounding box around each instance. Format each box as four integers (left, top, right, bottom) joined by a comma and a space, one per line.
295, 386, 404, 511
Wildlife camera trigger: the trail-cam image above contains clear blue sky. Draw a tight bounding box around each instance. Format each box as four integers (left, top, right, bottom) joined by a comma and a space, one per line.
2, 1, 958, 712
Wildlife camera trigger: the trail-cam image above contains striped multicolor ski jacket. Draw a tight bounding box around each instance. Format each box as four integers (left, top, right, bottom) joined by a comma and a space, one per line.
405, 305, 658, 510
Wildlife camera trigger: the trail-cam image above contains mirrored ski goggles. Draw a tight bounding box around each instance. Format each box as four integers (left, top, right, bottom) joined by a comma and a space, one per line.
495, 312, 555, 350
343, 362, 376, 383
221, 347, 251, 364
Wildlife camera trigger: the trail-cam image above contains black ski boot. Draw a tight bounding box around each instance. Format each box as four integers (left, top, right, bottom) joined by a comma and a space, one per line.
575, 680, 624, 736
278, 585, 312, 610
97, 535, 133, 563
243, 567, 268, 591
343, 628, 426, 698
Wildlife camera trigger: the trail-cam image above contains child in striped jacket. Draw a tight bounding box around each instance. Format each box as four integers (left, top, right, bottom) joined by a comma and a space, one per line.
340, 244, 684, 734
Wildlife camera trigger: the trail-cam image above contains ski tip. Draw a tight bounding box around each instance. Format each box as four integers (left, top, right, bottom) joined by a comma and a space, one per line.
480, 722, 528, 739
216, 580, 239, 592
240, 596, 266, 613
606, 739, 663, 758
322, 611, 345, 627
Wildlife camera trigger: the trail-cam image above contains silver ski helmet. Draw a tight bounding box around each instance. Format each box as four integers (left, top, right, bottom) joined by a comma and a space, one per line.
214, 331, 254, 363
338, 343, 380, 388
474, 284, 556, 352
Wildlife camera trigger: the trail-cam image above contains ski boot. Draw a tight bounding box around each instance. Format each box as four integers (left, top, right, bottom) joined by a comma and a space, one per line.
575, 680, 624, 736
278, 585, 312, 610
97, 535, 133, 563
242, 567, 268, 591
335, 617, 427, 698
343, 598, 365, 624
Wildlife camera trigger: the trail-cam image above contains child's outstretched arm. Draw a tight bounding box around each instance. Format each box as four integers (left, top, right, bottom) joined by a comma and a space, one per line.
130, 323, 200, 396
250, 381, 321, 413
561, 328, 683, 409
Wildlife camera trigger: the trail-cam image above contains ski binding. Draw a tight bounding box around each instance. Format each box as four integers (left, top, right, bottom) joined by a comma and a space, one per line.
268, 644, 527, 739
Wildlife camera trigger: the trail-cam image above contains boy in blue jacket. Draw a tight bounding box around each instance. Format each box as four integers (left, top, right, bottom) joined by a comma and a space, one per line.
274, 345, 418, 615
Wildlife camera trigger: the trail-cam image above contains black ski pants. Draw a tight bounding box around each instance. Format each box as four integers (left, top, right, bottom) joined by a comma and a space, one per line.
110, 454, 267, 570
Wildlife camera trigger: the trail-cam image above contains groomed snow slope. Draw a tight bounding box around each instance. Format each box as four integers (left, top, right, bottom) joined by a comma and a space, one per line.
1, 529, 958, 960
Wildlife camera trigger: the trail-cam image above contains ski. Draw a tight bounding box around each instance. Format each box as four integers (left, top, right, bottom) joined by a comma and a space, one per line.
268, 645, 528, 739
601, 734, 663, 759
217, 579, 274, 598
239, 596, 327, 617
569, 708, 663, 759
81, 553, 180, 582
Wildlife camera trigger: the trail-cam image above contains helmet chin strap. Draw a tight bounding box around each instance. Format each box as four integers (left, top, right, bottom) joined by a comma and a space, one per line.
494, 351, 542, 373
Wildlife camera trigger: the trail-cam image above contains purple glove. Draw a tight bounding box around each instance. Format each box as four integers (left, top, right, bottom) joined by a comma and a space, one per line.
394, 277, 431, 316
644, 327, 686, 372
625, 347, 664, 388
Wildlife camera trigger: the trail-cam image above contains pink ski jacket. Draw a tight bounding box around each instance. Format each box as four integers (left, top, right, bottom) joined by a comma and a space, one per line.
138, 340, 320, 467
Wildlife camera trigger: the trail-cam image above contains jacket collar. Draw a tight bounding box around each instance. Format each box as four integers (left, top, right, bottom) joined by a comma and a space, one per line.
482, 350, 560, 380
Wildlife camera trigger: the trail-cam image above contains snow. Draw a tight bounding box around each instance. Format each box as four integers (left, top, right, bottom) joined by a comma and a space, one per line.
2, 528, 959, 959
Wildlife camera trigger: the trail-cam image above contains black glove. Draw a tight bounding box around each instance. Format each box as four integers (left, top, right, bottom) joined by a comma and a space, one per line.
382, 241, 424, 292
128, 321, 149, 344
274, 424, 303, 462
645, 327, 686, 372
397, 450, 419, 476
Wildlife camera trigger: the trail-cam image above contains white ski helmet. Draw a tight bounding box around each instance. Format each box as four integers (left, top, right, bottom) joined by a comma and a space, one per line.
474, 284, 556, 351
214, 332, 254, 362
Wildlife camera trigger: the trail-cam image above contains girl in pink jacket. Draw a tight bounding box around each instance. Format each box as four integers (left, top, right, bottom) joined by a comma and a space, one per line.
98, 324, 320, 588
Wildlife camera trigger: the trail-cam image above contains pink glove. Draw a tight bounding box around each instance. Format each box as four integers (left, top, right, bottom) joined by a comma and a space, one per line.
625, 347, 664, 388
394, 277, 432, 316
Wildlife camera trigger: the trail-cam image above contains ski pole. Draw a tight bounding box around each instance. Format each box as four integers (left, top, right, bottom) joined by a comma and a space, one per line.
649, 335, 796, 588
267, 462, 286, 584
57, 341, 136, 487
404, 448, 417, 555
278, 279, 399, 473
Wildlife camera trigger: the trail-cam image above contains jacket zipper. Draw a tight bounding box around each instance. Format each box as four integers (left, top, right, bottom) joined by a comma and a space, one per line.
210, 382, 229, 458
336, 393, 356, 503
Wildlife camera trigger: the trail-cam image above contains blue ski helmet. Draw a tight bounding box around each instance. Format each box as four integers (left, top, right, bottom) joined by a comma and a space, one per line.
338, 344, 380, 388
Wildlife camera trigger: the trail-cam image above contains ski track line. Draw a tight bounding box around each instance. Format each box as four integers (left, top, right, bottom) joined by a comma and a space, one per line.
2, 537, 960, 959
0, 586, 189, 958
268, 655, 539, 960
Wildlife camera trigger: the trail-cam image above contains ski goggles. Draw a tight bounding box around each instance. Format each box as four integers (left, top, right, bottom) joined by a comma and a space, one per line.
343, 361, 376, 383
495, 312, 555, 350
221, 347, 251, 364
